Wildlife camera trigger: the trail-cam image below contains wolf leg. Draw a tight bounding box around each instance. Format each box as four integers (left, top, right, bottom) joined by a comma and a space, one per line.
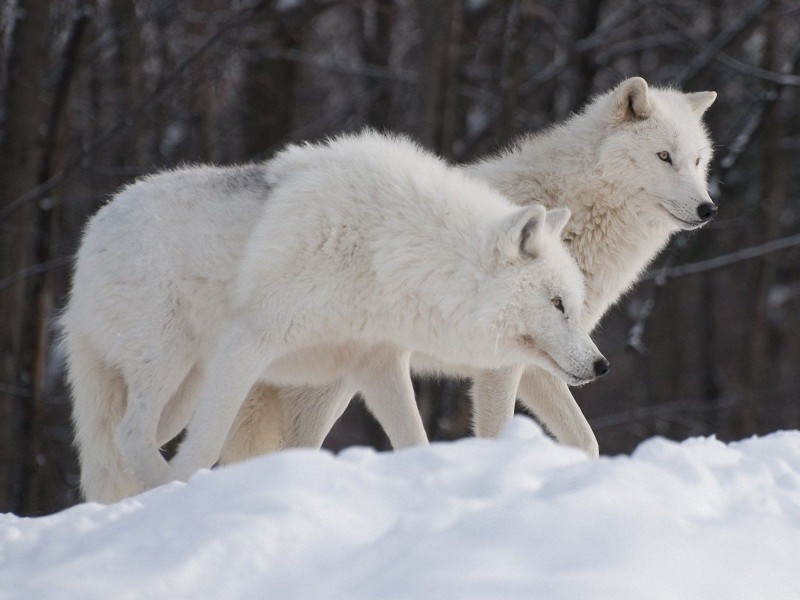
168, 321, 274, 483
356, 348, 428, 449
115, 359, 193, 492
470, 365, 525, 438
156, 363, 204, 447
516, 365, 598, 457
219, 380, 356, 464
218, 383, 285, 465
282, 381, 356, 448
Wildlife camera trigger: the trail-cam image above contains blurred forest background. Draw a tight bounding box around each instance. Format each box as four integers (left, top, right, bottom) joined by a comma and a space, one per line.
2, 0, 799, 516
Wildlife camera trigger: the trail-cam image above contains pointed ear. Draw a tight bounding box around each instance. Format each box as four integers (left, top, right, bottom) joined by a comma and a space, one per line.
497, 204, 546, 259
611, 77, 652, 122
686, 91, 716, 116
544, 207, 571, 238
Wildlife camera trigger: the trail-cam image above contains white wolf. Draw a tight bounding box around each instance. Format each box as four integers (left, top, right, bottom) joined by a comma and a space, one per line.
222, 76, 717, 461
62, 131, 607, 501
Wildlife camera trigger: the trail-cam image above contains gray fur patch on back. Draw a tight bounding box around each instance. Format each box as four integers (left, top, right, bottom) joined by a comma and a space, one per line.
214, 164, 271, 194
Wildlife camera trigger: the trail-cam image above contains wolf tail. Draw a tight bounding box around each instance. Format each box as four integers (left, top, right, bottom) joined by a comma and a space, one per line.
62, 332, 138, 503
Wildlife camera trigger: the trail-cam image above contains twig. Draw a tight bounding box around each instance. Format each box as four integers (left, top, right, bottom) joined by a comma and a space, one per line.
255, 46, 416, 84
642, 230, 800, 281
626, 251, 679, 355
591, 395, 738, 431
675, 0, 773, 85
710, 52, 800, 87
0, 382, 31, 399
718, 96, 774, 170
0, 0, 270, 224
0, 256, 72, 293
626, 297, 655, 356
721, 39, 800, 172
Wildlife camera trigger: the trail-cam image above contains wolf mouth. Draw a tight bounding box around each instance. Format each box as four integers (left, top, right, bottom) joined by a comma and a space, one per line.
659, 205, 706, 230
542, 352, 598, 386
525, 340, 591, 386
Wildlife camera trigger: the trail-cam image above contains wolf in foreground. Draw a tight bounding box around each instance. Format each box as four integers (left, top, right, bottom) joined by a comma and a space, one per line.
62, 131, 607, 502
222, 76, 717, 463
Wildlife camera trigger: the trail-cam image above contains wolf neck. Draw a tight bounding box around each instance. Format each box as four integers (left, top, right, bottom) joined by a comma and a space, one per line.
465, 120, 676, 329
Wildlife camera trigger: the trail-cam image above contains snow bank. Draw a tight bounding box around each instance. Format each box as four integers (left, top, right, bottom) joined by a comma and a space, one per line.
2, 418, 799, 600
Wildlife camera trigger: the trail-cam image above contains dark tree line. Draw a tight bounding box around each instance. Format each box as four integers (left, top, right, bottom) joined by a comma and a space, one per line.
1, 0, 799, 516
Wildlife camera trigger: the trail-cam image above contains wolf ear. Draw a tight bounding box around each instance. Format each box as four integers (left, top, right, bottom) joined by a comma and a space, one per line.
544, 207, 571, 238
686, 91, 717, 116
497, 204, 546, 259
611, 77, 652, 122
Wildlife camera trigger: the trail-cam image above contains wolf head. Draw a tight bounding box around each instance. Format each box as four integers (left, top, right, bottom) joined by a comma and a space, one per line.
596, 77, 717, 230
485, 204, 609, 386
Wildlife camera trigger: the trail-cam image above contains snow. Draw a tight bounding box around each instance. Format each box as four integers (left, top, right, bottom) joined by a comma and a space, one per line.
2, 417, 800, 600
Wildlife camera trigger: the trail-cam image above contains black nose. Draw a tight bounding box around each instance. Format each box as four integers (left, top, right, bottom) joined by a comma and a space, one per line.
593, 358, 610, 377
697, 202, 718, 221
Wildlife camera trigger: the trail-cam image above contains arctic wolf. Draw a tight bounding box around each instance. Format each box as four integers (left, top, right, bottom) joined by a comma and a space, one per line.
62, 131, 607, 501
224, 76, 717, 460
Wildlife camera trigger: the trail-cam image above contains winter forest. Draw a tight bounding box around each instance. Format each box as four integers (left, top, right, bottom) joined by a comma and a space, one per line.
1, 0, 799, 518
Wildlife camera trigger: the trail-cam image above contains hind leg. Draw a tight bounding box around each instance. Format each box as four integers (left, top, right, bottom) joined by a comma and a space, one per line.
169, 321, 275, 482
218, 380, 356, 465
156, 363, 204, 447
218, 383, 285, 465
66, 337, 141, 503
283, 380, 356, 448
115, 358, 193, 492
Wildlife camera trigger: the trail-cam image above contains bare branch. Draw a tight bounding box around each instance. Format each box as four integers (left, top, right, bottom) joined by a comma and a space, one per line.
0, 0, 271, 225
643, 230, 800, 282
0, 256, 72, 293
675, 0, 773, 84
591, 396, 739, 431
710, 52, 800, 87
626, 297, 655, 356
0, 383, 31, 399
255, 46, 416, 83
719, 99, 773, 170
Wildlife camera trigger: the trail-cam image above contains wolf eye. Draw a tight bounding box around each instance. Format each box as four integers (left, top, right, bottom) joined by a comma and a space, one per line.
657, 151, 672, 164
695, 157, 701, 167
552, 297, 564, 313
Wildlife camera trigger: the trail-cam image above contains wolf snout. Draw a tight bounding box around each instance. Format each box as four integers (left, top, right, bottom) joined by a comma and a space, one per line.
593, 357, 610, 378
696, 202, 717, 221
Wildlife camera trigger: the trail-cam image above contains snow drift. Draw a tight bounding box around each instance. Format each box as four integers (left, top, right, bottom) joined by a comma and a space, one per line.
2, 417, 799, 599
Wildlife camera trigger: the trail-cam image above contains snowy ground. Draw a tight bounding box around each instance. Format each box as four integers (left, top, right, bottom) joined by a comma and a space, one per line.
2, 417, 799, 600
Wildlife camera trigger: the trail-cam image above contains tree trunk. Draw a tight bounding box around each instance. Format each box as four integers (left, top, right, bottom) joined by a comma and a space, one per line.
0, 0, 54, 514
360, 0, 396, 130
736, 17, 791, 437
415, 0, 463, 156
242, 12, 297, 159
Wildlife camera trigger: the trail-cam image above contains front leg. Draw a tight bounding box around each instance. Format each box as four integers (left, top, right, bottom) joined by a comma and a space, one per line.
517, 365, 598, 458
470, 365, 525, 438
355, 347, 428, 449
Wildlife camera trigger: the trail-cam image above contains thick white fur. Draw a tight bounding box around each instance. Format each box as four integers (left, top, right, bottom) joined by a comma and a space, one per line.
62, 131, 605, 501
226, 77, 717, 460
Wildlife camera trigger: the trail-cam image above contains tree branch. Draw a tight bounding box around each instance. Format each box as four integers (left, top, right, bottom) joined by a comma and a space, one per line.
0, 0, 271, 225
642, 230, 800, 282
674, 0, 773, 85
0, 256, 72, 293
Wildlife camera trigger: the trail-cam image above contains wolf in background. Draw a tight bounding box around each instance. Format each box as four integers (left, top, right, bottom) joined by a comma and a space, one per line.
221, 76, 717, 463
